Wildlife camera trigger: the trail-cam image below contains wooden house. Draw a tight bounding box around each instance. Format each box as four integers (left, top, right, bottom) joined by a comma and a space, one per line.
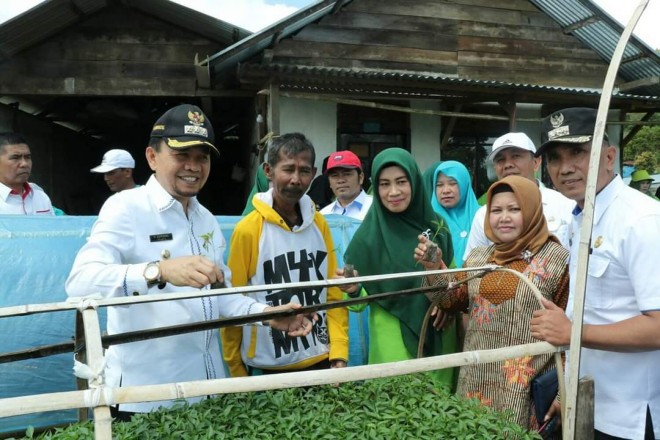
1, 0, 658, 211
202, 0, 660, 196
0, 0, 252, 214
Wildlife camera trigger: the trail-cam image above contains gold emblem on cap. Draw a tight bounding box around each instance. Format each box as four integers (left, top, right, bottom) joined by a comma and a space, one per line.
188, 111, 205, 126
594, 236, 603, 248
550, 113, 564, 128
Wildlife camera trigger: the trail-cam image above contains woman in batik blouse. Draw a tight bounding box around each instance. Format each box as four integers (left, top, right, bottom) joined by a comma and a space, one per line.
414, 175, 569, 431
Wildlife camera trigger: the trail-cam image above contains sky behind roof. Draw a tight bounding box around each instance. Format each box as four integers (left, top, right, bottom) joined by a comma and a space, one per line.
1, 0, 658, 49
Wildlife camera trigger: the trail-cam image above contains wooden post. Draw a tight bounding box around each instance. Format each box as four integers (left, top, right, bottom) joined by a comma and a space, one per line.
267, 81, 280, 137
257, 93, 268, 163
81, 308, 113, 440
440, 103, 462, 150
73, 312, 89, 423
498, 100, 517, 131
575, 377, 595, 439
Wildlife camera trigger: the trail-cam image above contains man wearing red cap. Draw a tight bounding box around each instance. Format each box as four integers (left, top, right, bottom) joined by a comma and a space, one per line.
320, 150, 372, 220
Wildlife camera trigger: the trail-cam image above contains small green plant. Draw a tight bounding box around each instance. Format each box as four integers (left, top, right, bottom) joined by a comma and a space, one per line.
25, 374, 541, 439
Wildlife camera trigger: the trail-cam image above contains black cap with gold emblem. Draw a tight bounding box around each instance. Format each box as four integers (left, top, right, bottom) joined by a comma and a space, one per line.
150, 104, 218, 154
536, 107, 606, 157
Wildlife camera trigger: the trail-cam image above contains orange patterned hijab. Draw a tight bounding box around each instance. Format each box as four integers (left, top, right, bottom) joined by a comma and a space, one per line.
484, 175, 557, 265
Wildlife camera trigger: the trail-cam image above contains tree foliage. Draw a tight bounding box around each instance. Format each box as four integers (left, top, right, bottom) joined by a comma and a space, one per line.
624, 114, 660, 171
633, 151, 657, 174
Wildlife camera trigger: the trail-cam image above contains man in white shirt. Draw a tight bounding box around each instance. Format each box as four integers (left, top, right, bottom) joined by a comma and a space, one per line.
320, 150, 372, 220
66, 104, 314, 420
463, 132, 573, 260
90, 149, 138, 192
530, 107, 660, 440
0, 132, 54, 215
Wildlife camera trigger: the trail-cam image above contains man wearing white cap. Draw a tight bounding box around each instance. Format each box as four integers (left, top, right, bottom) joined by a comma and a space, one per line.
463, 132, 574, 259
91, 149, 137, 192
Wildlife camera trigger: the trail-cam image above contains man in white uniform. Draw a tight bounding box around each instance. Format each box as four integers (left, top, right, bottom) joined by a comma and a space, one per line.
530, 107, 660, 440
0, 132, 54, 215
320, 150, 372, 220
66, 104, 314, 420
463, 132, 573, 260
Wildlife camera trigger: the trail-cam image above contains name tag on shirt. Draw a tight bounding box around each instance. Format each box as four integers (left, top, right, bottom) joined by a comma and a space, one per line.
150, 233, 173, 242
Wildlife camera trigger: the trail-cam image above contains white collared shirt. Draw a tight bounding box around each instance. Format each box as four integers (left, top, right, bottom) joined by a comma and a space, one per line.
566, 175, 660, 439
319, 190, 372, 220
463, 181, 574, 260
0, 182, 53, 215
66, 175, 267, 413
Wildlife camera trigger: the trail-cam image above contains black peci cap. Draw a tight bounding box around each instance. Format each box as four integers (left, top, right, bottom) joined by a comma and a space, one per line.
537, 107, 607, 156
150, 104, 218, 154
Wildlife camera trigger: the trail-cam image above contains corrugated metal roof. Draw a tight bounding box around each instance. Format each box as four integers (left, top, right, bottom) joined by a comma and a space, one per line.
204, 0, 349, 78
529, 0, 660, 96
206, 0, 660, 99
243, 63, 660, 103
0, 0, 250, 60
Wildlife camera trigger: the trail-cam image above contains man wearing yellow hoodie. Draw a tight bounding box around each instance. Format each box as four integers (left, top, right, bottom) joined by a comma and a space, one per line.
222, 133, 348, 376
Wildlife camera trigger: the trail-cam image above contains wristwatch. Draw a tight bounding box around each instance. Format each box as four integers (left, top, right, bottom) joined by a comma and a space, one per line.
143, 260, 161, 287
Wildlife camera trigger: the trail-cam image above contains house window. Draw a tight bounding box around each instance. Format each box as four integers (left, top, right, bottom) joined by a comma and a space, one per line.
441, 105, 509, 198
337, 103, 409, 185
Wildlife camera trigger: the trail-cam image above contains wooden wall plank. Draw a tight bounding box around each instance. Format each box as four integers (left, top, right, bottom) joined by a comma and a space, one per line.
23, 40, 215, 64
433, 0, 540, 11
458, 36, 601, 60
345, 0, 557, 27
458, 51, 607, 72
458, 65, 607, 88
320, 11, 457, 34
458, 21, 576, 44
295, 25, 457, 52
0, 59, 196, 78
261, 57, 459, 75
0, 78, 199, 96
272, 41, 458, 67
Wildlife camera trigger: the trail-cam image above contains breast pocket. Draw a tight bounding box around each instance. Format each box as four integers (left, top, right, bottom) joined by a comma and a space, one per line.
546, 216, 569, 247
584, 254, 612, 308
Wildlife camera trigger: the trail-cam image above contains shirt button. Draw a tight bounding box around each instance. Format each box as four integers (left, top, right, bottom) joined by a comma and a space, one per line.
132, 291, 140, 296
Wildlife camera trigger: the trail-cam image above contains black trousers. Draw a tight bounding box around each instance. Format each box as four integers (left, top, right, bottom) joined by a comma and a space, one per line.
594, 406, 655, 440
110, 405, 135, 423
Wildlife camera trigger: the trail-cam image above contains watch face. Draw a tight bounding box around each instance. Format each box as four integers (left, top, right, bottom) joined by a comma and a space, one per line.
145, 264, 159, 281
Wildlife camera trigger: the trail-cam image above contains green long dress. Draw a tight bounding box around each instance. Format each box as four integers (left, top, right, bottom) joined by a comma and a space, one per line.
344, 148, 457, 388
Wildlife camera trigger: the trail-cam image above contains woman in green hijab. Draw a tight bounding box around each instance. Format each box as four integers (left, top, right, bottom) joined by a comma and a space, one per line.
341, 148, 457, 388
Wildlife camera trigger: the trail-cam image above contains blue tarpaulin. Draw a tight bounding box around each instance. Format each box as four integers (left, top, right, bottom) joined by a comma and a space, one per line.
0, 214, 367, 434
